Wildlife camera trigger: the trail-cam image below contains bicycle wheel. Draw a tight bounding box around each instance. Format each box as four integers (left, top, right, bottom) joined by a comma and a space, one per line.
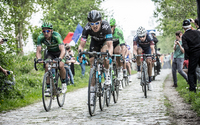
42, 72, 53, 111
56, 73, 66, 107
142, 67, 147, 98
99, 71, 106, 111
106, 67, 112, 107
113, 79, 119, 103
88, 67, 97, 116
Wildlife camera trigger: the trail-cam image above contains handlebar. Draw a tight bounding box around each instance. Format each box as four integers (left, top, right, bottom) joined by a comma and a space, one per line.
34, 58, 60, 71
78, 49, 111, 58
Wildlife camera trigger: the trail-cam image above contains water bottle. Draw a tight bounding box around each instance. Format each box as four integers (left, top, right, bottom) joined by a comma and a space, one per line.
52, 74, 56, 83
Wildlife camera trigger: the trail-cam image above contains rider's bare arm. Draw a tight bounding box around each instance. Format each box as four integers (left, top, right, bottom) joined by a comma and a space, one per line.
59, 44, 66, 59
133, 45, 137, 55
36, 46, 42, 59
78, 40, 86, 52
150, 45, 155, 55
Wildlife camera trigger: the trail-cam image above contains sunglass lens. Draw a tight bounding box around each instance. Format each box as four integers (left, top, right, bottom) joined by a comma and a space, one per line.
43, 30, 50, 33
95, 22, 100, 25
90, 23, 94, 26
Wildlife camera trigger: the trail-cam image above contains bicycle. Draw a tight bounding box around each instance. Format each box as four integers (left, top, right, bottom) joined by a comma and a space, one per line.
79, 50, 111, 116
133, 54, 154, 98
110, 54, 122, 103
34, 58, 66, 111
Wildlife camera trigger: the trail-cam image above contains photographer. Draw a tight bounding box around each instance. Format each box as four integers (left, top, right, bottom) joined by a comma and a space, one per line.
172, 31, 188, 88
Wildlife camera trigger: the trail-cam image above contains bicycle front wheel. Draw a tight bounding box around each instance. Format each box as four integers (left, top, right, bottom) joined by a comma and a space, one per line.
142, 69, 147, 98
99, 72, 106, 111
106, 67, 112, 107
42, 72, 53, 112
56, 73, 66, 107
113, 79, 119, 103
88, 67, 97, 116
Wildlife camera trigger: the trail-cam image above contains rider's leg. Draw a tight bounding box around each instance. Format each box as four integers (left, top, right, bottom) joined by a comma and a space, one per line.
126, 61, 132, 82
114, 45, 123, 80
101, 41, 113, 85
121, 45, 127, 76
136, 48, 142, 78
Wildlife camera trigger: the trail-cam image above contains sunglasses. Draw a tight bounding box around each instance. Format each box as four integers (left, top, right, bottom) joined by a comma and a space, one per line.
42, 30, 51, 33
139, 35, 145, 38
90, 21, 100, 26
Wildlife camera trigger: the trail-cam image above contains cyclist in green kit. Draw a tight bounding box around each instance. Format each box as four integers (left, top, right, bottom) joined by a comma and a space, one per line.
36, 22, 67, 95
110, 18, 127, 89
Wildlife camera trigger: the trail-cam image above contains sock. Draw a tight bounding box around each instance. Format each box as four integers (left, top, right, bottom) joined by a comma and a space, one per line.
90, 86, 95, 91
137, 66, 141, 72
149, 77, 151, 83
61, 79, 66, 84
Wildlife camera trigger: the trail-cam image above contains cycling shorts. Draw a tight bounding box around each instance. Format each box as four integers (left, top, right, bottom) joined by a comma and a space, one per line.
45, 51, 66, 63
137, 45, 151, 54
113, 41, 120, 50
89, 38, 107, 58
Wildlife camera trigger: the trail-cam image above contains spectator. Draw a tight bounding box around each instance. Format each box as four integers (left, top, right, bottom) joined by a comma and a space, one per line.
0, 39, 8, 76
64, 44, 75, 85
69, 49, 75, 76
182, 19, 200, 92
172, 31, 188, 87
190, 18, 200, 30
77, 49, 88, 77
183, 59, 189, 75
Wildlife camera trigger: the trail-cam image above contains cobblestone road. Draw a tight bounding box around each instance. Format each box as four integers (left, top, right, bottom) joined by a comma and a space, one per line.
0, 69, 172, 125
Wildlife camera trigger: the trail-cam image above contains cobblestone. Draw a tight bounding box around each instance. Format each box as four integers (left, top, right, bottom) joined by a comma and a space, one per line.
0, 69, 172, 125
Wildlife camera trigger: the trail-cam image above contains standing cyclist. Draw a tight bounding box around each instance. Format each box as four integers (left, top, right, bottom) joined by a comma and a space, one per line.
36, 22, 67, 94
78, 10, 113, 103
110, 18, 127, 80
132, 26, 155, 90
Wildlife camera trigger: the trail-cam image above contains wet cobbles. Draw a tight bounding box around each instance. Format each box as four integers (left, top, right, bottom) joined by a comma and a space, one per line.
0, 69, 172, 125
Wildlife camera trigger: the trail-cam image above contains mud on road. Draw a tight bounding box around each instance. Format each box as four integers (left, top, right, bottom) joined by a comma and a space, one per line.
0, 69, 200, 125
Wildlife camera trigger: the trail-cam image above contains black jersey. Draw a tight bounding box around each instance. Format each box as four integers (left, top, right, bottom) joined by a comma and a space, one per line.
133, 33, 154, 50
81, 20, 112, 42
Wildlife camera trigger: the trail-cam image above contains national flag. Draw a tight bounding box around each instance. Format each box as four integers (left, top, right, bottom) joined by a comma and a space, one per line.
69, 24, 83, 46
63, 32, 74, 44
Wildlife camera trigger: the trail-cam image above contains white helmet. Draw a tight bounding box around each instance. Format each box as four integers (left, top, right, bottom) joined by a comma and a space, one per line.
149, 30, 156, 35
137, 26, 146, 36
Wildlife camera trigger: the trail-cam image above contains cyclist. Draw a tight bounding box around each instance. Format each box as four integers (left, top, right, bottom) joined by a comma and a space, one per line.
36, 22, 67, 94
149, 30, 161, 75
132, 26, 155, 90
78, 10, 113, 104
125, 44, 132, 82
110, 18, 127, 81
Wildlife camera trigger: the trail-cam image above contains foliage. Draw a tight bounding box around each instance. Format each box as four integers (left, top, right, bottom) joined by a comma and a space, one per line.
156, 35, 174, 54
152, 0, 197, 36
176, 74, 200, 116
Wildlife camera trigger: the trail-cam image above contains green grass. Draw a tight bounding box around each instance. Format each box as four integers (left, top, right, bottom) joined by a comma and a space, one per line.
176, 73, 200, 116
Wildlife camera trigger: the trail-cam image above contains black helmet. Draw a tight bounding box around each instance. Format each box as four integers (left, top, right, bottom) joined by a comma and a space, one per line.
87, 10, 102, 22
182, 19, 191, 28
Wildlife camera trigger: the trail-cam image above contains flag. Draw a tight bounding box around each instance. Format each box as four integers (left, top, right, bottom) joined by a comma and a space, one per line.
63, 32, 74, 44
70, 24, 83, 46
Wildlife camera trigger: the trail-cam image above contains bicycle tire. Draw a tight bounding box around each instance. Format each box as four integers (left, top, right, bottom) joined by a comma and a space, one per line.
142, 65, 147, 98
106, 67, 112, 107
88, 67, 97, 116
42, 72, 53, 111
56, 73, 66, 107
99, 71, 106, 111
113, 80, 120, 103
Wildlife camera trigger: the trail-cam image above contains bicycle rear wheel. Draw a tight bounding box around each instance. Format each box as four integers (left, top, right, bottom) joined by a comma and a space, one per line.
88, 67, 97, 116
42, 72, 53, 112
113, 79, 119, 103
56, 73, 66, 107
99, 72, 106, 111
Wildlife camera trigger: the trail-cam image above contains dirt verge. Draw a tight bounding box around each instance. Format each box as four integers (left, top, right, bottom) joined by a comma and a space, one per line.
164, 74, 200, 125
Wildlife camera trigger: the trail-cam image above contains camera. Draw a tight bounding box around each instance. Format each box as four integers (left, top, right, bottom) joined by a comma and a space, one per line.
3, 39, 7, 42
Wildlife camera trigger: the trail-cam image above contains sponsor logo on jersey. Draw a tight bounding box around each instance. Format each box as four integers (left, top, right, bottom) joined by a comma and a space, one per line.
106, 34, 112, 38
85, 25, 91, 30
102, 24, 109, 30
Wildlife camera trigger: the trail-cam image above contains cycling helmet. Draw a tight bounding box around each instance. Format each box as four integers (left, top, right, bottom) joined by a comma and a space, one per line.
87, 10, 102, 22
149, 30, 156, 35
110, 18, 116, 26
182, 19, 191, 28
41, 22, 53, 29
137, 26, 146, 36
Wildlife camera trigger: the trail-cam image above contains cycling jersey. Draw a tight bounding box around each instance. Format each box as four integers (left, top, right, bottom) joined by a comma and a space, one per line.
133, 33, 154, 51
81, 20, 112, 42
37, 31, 64, 52
112, 27, 125, 45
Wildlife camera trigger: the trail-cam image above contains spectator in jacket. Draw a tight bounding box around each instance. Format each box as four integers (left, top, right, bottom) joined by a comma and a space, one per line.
182, 19, 200, 92
77, 49, 88, 77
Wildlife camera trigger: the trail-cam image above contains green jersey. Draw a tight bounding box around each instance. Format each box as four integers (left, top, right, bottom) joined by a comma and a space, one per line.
37, 31, 64, 52
112, 27, 125, 44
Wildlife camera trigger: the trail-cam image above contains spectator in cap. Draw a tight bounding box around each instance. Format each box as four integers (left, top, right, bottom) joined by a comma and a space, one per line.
182, 19, 200, 92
